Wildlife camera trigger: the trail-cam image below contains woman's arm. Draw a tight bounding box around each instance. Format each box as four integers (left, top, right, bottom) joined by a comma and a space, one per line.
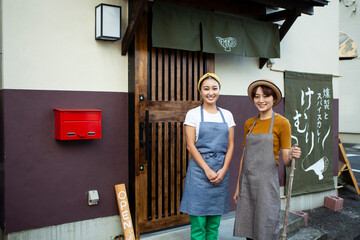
212, 126, 234, 184
281, 144, 302, 167
233, 147, 245, 204
184, 125, 218, 181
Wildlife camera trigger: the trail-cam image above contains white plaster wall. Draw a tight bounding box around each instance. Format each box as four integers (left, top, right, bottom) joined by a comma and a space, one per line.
2, 0, 128, 92
215, 1, 340, 211
4, 216, 123, 240
1, 0, 3, 89
339, 1, 360, 134
216, 0, 339, 100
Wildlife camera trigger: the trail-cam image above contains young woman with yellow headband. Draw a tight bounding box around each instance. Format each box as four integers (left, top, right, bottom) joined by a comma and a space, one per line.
233, 79, 302, 240
180, 73, 235, 240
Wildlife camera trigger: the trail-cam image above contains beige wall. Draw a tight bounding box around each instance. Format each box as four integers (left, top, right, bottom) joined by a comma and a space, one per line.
215, 1, 340, 211
216, 0, 339, 99
2, 0, 128, 92
339, 1, 360, 137
1, 0, 3, 89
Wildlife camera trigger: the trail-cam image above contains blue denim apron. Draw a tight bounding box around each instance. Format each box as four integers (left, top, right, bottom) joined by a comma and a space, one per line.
180, 105, 230, 216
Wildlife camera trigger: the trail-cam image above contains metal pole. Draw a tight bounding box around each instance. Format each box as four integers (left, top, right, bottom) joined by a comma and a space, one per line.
282, 158, 295, 240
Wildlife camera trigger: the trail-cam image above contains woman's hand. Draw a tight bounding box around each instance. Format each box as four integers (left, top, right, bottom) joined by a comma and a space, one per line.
290, 144, 301, 160
205, 168, 218, 182
233, 185, 239, 204
211, 168, 226, 185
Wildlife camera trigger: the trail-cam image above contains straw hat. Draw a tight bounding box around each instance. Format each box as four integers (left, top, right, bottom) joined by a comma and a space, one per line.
197, 73, 221, 91
247, 79, 282, 106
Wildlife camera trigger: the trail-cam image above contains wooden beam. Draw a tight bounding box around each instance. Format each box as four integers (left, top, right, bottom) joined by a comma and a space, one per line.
160, 0, 266, 18
121, 0, 147, 56
259, 10, 300, 69
259, 58, 268, 69
258, 9, 294, 22
279, 10, 300, 40
311, 0, 329, 6
249, 0, 319, 15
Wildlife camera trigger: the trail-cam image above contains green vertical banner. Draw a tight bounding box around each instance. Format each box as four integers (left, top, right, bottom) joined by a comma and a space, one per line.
285, 71, 334, 196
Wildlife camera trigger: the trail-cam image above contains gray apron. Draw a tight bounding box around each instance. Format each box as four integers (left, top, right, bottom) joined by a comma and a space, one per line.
180, 105, 230, 216
234, 111, 280, 240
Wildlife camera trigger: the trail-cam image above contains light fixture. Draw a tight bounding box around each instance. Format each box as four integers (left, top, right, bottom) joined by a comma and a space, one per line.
266, 59, 275, 68
95, 3, 121, 41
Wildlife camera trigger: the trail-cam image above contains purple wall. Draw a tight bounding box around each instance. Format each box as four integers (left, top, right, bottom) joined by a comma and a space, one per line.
2, 89, 128, 233
0, 90, 4, 231
0, 90, 339, 233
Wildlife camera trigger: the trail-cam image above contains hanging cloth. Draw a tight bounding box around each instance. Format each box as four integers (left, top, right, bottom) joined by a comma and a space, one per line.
152, 0, 280, 58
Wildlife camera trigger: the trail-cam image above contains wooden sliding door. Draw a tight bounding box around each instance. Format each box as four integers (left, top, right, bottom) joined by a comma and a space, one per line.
133, 9, 214, 239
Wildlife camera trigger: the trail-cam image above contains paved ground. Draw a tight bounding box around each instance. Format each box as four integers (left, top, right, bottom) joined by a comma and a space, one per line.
141, 185, 360, 240
307, 143, 360, 240
142, 143, 360, 240
305, 185, 360, 240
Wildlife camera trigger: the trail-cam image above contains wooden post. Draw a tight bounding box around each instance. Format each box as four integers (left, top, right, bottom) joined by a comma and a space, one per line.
115, 184, 135, 240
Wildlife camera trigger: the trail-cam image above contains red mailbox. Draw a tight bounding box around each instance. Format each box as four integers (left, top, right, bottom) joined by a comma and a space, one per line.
54, 109, 102, 140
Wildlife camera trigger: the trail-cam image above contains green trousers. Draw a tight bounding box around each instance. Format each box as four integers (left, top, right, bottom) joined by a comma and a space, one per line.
190, 215, 221, 240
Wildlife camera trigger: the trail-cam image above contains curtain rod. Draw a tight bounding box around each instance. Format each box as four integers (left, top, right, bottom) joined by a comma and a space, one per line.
270, 68, 342, 78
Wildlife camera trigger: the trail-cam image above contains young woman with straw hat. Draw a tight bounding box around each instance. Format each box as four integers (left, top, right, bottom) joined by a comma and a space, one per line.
180, 73, 235, 240
233, 79, 301, 240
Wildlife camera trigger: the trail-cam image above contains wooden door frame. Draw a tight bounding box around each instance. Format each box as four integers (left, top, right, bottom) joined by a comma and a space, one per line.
132, 8, 214, 239
133, 9, 148, 239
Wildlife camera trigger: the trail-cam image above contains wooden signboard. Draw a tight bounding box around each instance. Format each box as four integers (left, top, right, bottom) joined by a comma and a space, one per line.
115, 184, 135, 240
338, 139, 360, 195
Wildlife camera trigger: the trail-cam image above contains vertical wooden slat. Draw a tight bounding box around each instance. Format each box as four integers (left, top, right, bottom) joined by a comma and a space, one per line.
170, 122, 175, 215
206, 53, 215, 73
164, 49, 169, 101
182, 51, 187, 101
199, 53, 204, 100
157, 124, 163, 219
158, 50, 163, 101
176, 51, 181, 101
176, 123, 181, 214
170, 50, 175, 101
151, 48, 157, 101
163, 122, 169, 217
188, 52, 193, 101
182, 124, 187, 193
199, 53, 204, 77
151, 124, 156, 220
194, 52, 199, 100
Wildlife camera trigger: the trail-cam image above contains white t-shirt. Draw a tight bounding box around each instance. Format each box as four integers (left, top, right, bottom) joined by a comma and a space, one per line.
184, 106, 236, 141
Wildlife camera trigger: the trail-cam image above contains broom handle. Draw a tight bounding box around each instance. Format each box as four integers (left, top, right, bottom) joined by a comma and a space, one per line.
282, 158, 295, 240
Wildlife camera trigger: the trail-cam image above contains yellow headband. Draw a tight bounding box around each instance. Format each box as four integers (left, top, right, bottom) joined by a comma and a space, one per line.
198, 73, 221, 91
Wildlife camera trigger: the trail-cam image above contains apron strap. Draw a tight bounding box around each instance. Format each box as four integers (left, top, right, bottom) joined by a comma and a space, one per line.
200, 105, 226, 123
248, 111, 276, 134
248, 115, 259, 134
218, 108, 226, 123
200, 105, 204, 122
269, 111, 276, 133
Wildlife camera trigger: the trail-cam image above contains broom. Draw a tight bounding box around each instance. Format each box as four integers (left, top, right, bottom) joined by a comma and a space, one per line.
281, 158, 295, 240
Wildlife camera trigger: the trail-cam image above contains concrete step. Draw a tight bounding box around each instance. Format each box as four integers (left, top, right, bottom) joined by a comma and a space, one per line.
279, 210, 306, 236
286, 227, 328, 240
140, 211, 307, 240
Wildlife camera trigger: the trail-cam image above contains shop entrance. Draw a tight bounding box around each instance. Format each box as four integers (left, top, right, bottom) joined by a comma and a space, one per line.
132, 9, 214, 239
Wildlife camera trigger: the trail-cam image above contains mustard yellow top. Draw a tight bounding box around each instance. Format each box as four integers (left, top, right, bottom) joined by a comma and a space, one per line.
242, 113, 291, 165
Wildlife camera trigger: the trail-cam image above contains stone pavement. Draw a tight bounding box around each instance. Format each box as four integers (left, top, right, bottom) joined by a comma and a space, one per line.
140, 185, 360, 240
141, 143, 360, 240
